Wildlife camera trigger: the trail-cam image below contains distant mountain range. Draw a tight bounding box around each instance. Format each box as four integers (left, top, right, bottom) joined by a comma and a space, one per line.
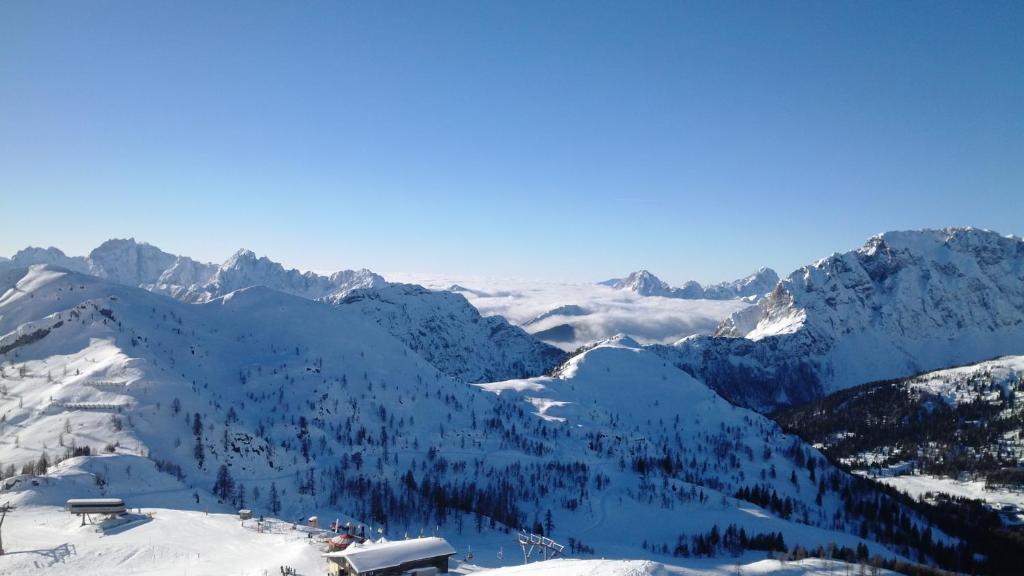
3, 239, 386, 303
0, 239, 563, 383
600, 268, 779, 301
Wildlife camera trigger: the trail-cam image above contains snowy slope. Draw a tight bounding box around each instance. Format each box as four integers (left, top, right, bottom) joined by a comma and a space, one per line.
465, 558, 898, 576
659, 228, 1024, 409
0, 486, 892, 576
181, 251, 562, 382
472, 337, 950, 563
0, 457, 327, 576
332, 283, 564, 383
0, 266, 955, 572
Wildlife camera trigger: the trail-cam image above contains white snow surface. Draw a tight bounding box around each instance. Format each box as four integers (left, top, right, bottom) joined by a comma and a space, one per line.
867, 473, 1024, 512
0, 497, 890, 576
464, 558, 897, 576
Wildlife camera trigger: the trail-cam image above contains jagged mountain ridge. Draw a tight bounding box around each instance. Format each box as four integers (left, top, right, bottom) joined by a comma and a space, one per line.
656, 228, 1024, 410
1, 240, 564, 383
180, 248, 386, 303
0, 266, 962, 569
6, 240, 218, 291
0, 239, 384, 303
601, 268, 779, 300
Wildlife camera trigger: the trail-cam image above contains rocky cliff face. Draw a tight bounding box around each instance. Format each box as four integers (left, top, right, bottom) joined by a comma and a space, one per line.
658, 228, 1024, 410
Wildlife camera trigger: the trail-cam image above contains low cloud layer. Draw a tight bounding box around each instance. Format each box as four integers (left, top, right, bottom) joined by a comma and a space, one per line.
388, 273, 749, 351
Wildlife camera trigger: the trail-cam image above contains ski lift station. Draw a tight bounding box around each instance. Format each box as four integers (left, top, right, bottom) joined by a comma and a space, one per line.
323, 536, 455, 576
65, 498, 127, 525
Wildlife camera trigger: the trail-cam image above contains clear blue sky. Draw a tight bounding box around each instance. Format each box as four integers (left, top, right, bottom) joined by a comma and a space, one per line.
1, 1, 1021, 284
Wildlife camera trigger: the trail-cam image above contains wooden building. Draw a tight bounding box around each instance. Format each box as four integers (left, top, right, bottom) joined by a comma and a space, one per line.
323, 536, 455, 576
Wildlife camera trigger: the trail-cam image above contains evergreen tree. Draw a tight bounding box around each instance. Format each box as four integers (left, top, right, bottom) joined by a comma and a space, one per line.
269, 481, 281, 515
213, 464, 235, 501
194, 436, 205, 468
34, 452, 49, 476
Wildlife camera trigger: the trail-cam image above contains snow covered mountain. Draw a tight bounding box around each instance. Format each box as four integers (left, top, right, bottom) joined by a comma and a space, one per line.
703, 268, 781, 300
657, 228, 1024, 410
600, 270, 683, 297
2, 241, 561, 383
522, 304, 590, 328
177, 248, 386, 303
86, 238, 183, 285
192, 252, 563, 383
601, 268, 779, 301
0, 239, 383, 304
1, 239, 218, 297
7, 246, 90, 272
0, 265, 969, 572
331, 283, 566, 383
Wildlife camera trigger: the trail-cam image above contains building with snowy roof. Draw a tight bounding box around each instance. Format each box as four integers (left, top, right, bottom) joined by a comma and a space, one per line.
322, 536, 455, 576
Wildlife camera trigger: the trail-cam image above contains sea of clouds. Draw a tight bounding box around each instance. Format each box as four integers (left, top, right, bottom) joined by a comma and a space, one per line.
386, 273, 750, 351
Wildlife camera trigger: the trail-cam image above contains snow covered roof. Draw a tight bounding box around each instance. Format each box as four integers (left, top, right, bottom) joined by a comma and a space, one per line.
66, 498, 125, 506
323, 537, 454, 573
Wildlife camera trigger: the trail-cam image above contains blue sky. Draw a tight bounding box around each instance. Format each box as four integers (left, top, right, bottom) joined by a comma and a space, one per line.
1, 1, 1021, 284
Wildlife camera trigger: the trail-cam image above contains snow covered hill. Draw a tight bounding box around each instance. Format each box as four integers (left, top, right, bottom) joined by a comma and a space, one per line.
601, 269, 779, 301
1, 241, 563, 383
658, 228, 1024, 409
0, 265, 965, 573
470, 336, 953, 563
331, 283, 565, 383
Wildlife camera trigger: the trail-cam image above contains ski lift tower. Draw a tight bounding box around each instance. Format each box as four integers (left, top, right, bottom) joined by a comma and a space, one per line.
517, 531, 564, 564
0, 501, 14, 555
